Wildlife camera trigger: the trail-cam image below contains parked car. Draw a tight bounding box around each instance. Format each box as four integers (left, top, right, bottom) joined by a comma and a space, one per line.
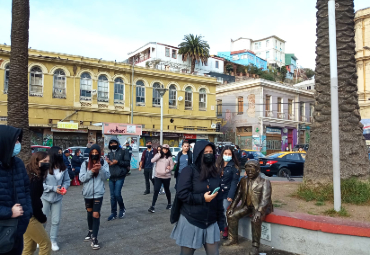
259, 152, 306, 177
170, 147, 181, 157
68, 146, 90, 160
31, 145, 50, 154
139, 146, 147, 160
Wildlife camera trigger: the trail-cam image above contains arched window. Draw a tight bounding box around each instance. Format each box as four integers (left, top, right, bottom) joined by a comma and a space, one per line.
80, 72, 92, 101
114, 78, 124, 103
136, 80, 145, 104
152, 82, 163, 106
29, 66, 43, 95
4, 64, 9, 93
169, 84, 177, 107
53, 69, 66, 98
185, 86, 193, 110
98, 75, 109, 102
199, 88, 207, 110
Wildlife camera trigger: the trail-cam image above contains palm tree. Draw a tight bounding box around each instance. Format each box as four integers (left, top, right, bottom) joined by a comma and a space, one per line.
304, 0, 370, 183
7, 0, 31, 161
178, 34, 210, 73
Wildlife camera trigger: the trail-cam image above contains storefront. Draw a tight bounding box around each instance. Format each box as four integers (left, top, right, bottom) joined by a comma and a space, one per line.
184, 134, 209, 145
141, 132, 182, 148
265, 127, 282, 155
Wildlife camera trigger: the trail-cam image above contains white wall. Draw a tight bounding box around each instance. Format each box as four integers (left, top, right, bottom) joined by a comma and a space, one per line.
251, 37, 286, 66
231, 38, 252, 52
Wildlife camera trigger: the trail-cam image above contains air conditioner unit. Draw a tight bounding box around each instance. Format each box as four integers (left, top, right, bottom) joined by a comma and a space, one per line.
92, 90, 97, 96
178, 96, 184, 101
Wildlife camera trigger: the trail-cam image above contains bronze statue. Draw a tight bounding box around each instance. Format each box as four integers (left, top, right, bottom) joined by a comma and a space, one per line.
223, 159, 273, 255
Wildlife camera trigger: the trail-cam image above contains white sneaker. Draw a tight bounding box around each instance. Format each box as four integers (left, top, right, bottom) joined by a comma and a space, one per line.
51, 242, 60, 251
36, 244, 39, 249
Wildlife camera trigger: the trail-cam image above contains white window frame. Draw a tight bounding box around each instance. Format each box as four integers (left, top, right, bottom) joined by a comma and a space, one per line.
199, 88, 207, 110
97, 75, 109, 102
185, 86, 193, 110
152, 82, 163, 106
4, 64, 9, 94
29, 66, 43, 96
114, 78, 124, 104
165, 47, 170, 57
53, 69, 66, 99
136, 80, 145, 105
80, 72, 92, 101
169, 84, 177, 108
215, 61, 219, 69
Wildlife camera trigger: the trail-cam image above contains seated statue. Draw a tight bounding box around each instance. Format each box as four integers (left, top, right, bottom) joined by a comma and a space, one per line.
223, 159, 273, 255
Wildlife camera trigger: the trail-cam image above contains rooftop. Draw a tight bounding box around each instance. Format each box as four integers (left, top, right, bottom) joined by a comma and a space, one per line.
252, 35, 286, 43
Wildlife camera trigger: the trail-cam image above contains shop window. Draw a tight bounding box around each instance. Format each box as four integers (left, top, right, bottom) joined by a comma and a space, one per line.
238, 97, 243, 115
185, 86, 193, 110
98, 75, 109, 102
4, 64, 9, 94
136, 80, 145, 105
80, 72, 92, 101
169, 84, 177, 108
152, 82, 163, 106
114, 78, 124, 103
199, 88, 207, 110
29, 66, 43, 96
53, 69, 66, 99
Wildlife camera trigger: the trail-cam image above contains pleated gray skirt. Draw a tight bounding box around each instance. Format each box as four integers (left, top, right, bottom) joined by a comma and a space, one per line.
170, 214, 220, 249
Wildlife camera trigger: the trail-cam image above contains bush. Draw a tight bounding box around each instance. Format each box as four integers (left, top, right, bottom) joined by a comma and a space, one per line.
260, 72, 275, 81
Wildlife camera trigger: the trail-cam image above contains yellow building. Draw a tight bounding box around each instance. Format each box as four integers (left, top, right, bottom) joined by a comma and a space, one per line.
355, 7, 370, 118
0, 44, 220, 149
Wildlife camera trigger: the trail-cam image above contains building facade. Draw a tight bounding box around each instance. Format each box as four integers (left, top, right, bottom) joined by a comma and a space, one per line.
217, 50, 268, 70
285, 54, 298, 80
216, 79, 314, 155
0, 44, 220, 150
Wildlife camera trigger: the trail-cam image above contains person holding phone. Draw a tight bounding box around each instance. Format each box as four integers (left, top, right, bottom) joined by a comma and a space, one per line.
215, 146, 240, 239
42, 146, 70, 252
171, 141, 225, 255
79, 144, 110, 250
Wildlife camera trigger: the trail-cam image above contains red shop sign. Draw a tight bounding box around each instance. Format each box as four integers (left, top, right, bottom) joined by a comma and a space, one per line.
184, 134, 197, 139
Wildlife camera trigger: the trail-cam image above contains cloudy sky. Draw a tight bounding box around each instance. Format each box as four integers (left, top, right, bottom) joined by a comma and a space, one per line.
0, 0, 369, 69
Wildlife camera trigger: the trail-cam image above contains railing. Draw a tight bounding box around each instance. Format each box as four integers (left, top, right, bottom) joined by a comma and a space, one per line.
265, 110, 274, 117
277, 112, 285, 119
288, 114, 295, 121
128, 55, 150, 65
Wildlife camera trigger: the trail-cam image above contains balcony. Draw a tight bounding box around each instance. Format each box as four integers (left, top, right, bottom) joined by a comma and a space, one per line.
265, 110, 274, 118
288, 114, 295, 121
277, 112, 285, 119
300, 116, 307, 122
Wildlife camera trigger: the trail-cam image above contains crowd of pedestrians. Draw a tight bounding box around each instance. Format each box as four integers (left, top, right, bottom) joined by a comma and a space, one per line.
0, 124, 248, 255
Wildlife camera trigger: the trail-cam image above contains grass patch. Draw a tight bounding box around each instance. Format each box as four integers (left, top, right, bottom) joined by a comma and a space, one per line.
296, 178, 370, 205
307, 211, 318, 215
315, 201, 325, 206
273, 203, 283, 208
324, 207, 350, 217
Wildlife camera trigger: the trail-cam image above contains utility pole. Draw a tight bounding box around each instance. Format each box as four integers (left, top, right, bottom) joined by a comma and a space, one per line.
328, 0, 341, 212
131, 58, 135, 124
156, 88, 168, 145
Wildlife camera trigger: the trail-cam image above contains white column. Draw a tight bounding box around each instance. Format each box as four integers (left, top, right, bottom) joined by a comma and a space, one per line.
160, 95, 164, 145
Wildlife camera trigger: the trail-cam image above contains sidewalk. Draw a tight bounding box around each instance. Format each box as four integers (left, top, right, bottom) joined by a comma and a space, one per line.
47, 170, 298, 255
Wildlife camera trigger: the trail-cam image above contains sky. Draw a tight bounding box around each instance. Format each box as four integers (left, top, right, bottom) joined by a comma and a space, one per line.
0, 0, 369, 69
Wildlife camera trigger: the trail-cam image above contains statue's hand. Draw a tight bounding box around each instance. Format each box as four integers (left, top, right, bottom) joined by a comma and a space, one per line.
253, 211, 261, 223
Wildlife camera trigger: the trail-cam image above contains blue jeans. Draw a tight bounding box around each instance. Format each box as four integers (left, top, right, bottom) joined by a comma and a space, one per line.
109, 177, 126, 214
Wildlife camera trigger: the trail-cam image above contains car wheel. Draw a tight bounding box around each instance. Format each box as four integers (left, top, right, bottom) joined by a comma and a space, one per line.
278, 168, 291, 178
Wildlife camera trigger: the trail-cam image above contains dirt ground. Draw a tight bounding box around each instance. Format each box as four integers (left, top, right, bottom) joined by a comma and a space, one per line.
271, 182, 370, 223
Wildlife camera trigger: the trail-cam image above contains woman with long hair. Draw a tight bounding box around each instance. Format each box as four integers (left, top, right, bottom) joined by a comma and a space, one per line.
148, 144, 174, 213
23, 152, 51, 255
79, 144, 110, 250
171, 141, 225, 255
215, 146, 240, 239
42, 146, 70, 251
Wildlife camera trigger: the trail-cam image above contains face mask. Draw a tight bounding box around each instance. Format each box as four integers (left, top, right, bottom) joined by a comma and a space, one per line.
57, 154, 63, 160
110, 145, 118, 150
203, 153, 214, 164
40, 163, 50, 172
223, 156, 232, 162
147, 145, 152, 149
91, 154, 100, 161
12, 143, 21, 157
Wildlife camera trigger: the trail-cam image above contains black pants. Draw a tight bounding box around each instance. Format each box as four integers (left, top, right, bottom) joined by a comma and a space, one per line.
85, 197, 103, 239
152, 178, 171, 207
144, 168, 154, 192
3, 237, 23, 255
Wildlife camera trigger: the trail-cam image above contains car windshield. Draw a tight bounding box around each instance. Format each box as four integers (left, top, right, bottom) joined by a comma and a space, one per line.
252, 152, 265, 158
267, 153, 285, 159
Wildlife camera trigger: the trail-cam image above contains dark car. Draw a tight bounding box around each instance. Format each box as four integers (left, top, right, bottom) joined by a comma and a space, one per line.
239, 150, 265, 167
259, 152, 306, 177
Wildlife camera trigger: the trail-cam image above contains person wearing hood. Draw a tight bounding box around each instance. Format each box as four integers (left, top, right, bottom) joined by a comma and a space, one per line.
215, 145, 240, 240
106, 137, 130, 221
0, 125, 32, 255
23, 151, 51, 255
171, 141, 225, 255
42, 146, 70, 252
125, 141, 133, 176
79, 144, 110, 250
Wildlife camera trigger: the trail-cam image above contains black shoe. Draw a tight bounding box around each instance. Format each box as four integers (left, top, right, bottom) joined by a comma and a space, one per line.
91, 238, 100, 250
148, 206, 155, 213
84, 231, 92, 242
143, 191, 150, 195
166, 204, 172, 210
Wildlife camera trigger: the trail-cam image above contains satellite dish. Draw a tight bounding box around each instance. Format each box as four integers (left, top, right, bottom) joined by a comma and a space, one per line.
211, 124, 217, 129
178, 96, 184, 101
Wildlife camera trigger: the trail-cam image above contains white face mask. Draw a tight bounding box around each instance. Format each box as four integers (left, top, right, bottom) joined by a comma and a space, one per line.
223, 155, 232, 162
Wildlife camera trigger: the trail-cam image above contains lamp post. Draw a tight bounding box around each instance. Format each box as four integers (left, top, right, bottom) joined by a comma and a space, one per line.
131, 58, 136, 124
156, 88, 168, 145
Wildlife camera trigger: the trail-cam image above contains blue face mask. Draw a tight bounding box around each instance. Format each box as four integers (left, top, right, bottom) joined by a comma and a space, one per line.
223, 155, 232, 162
12, 143, 21, 157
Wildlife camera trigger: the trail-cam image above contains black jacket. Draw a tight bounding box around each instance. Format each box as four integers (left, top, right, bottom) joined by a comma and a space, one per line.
71, 155, 84, 169
0, 125, 32, 240
108, 138, 130, 181
29, 176, 47, 223
220, 160, 240, 200
177, 141, 225, 231
174, 150, 193, 179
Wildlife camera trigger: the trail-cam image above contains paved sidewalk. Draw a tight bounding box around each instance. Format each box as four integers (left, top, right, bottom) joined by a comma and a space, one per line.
46, 170, 299, 255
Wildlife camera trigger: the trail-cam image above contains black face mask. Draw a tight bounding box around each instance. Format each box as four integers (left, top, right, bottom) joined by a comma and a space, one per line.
40, 163, 50, 172
57, 154, 63, 160
91, 154, 100, 161
147, 145, 152, 149
203, 153, 214, 164
110, 145, 118, 150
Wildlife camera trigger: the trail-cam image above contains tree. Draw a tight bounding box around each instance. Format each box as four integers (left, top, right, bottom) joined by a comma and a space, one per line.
304, 68, 315, 79
304, 0, 370, 183
279, 66, 288, 82
178, 34, 210, 73
7, 0, 31, 161
226, 64, 233, 75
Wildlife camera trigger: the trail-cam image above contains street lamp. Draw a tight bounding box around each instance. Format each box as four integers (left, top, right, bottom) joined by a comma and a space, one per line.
156, 88, 168, 145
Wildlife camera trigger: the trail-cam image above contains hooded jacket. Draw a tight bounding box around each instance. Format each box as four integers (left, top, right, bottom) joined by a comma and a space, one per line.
151, 153, 174, 179
107, 137, 130, 181
177, 140, 225, 231
0, 125, 32, 240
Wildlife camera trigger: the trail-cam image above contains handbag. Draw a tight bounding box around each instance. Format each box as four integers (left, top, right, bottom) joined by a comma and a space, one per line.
71, 175, 80, 186
0, 169, 19, 253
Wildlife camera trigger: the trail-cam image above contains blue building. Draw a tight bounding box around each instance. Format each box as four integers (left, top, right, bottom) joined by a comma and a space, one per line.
217, 50, 268, 71
285, 54, 298, 80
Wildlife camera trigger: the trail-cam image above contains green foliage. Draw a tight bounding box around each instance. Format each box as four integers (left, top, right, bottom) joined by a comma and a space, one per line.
226, 64, 233, 74
237, 65, 246, 74
315, 201, 325, 206
279, 66, 288, 82
324, 207, 349, 217
260, 72, 275, 81
296, 178, 370, 205
304, 68, 315, 79
178, 34, 210, 72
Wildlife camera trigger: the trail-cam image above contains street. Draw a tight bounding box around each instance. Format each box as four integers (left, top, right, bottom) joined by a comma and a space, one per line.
45, 170, 298, 255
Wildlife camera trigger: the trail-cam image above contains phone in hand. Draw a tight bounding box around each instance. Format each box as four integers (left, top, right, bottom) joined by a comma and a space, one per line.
211, 187, 220, 195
